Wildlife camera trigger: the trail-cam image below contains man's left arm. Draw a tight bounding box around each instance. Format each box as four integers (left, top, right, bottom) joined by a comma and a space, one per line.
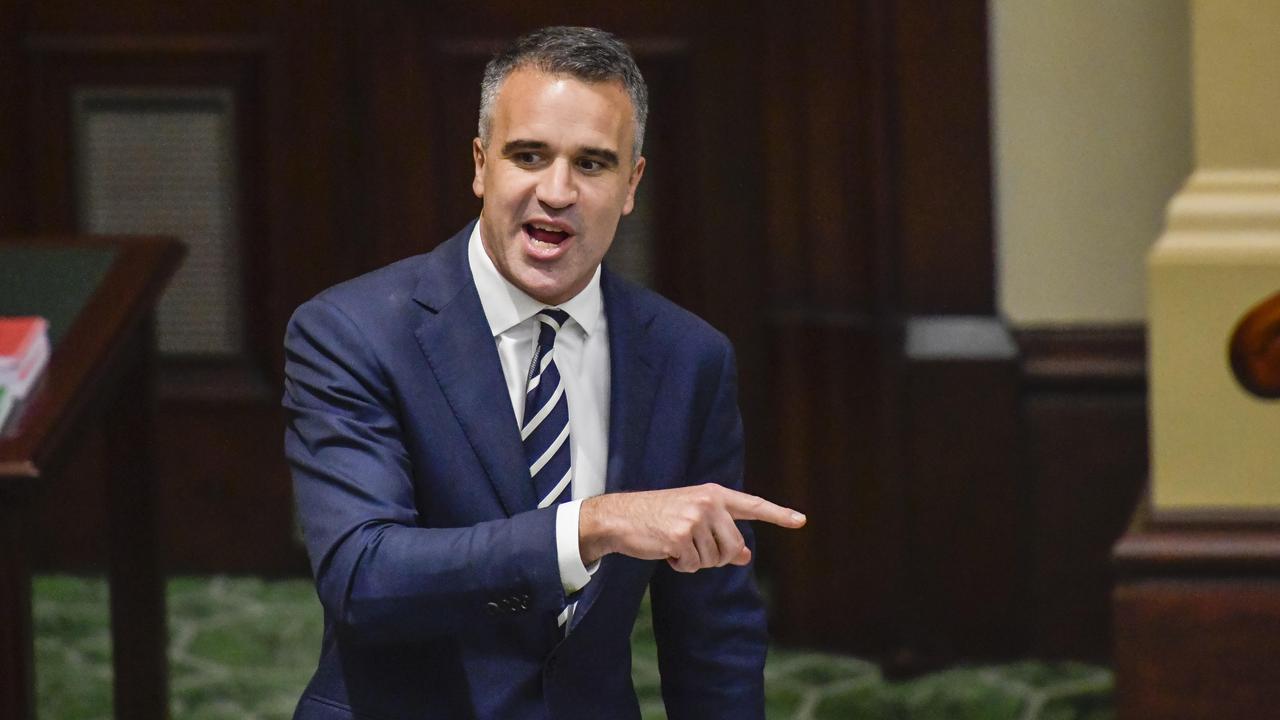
648, 340, 769, 719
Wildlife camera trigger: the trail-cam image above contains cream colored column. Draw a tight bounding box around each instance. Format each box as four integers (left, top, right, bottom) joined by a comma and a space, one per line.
1148, 1, 1280, 513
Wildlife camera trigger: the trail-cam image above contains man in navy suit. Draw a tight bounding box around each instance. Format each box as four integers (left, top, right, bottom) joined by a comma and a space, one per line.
283, 26, 806, 720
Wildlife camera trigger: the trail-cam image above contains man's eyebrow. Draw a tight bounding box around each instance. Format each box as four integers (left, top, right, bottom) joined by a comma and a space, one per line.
579, 147, 620, 167
501, 139, 549, 155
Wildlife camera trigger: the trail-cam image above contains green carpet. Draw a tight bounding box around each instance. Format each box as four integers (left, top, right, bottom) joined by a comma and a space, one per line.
34, 576, 1113, 719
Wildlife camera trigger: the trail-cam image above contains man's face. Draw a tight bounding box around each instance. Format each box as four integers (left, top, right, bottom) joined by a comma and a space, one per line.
473, 67, 645, 306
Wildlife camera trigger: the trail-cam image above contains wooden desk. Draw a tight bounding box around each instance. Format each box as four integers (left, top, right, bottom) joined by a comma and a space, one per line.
0, 237, 183, 720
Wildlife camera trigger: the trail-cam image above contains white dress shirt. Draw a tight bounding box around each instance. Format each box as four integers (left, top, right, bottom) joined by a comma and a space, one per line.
467, 222, 607, 594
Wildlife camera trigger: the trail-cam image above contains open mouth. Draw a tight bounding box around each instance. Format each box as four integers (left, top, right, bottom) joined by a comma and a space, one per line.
524, 222, 572, 247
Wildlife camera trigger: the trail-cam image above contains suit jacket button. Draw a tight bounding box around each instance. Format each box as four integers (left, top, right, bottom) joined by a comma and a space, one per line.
485, 601, 501, 616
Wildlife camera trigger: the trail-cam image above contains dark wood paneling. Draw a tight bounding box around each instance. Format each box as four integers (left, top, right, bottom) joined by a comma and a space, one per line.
28, 427, 108, 570
24, 36, 275, 372
153, 399, 302, 574
27, 1, 266, 34
268, 1, 355, 325
902, 352, 1023, 662
0, 498, 34, 720
1024, 392, 1147, 659
1019, 327, 1147, 391
892, 1, 994, 314
756, 0, 906, 658
0, 2, 31, 236
1019, 327, 1148, 659
346, 3, 443, 271
104, 322, 168, 720
1115, 527, 1280, 720
762, 320, 901, 654
757, 0, 1010, 665
761, 0, 878, 310
21, 33, 307, 574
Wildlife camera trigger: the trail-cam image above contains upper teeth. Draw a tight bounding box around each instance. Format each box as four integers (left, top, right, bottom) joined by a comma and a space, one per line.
532, 223, 562, 232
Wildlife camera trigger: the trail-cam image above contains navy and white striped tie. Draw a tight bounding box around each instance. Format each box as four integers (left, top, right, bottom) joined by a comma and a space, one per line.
523, 309, 573, 509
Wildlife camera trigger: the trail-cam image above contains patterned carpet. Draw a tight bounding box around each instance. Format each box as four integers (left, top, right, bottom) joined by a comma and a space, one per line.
34, 576, 1114, 719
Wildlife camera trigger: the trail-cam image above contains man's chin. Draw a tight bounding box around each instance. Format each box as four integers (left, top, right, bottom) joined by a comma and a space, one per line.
513, 270, 583, 306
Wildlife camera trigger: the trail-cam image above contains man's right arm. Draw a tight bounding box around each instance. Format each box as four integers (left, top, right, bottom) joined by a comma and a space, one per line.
284, 297, 566, 644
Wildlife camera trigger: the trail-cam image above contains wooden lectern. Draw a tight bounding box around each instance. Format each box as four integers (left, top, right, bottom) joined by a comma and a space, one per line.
0, 237, 182, 720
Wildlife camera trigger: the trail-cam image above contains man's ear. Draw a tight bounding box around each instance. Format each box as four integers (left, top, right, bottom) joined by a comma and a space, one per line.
621, 155, 646, 216
472, 137, 486, 199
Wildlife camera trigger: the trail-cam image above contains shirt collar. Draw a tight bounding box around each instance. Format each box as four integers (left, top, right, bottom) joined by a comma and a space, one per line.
468, 220, 603, 337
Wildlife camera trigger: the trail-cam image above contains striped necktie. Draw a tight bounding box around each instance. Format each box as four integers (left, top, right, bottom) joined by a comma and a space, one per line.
522, 309, 573, 509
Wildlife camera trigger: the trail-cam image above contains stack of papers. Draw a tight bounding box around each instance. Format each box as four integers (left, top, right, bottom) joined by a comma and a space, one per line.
0, 316, 50, 430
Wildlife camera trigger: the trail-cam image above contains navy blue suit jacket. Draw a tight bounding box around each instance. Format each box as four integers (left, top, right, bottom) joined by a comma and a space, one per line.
283, 222, 768, 719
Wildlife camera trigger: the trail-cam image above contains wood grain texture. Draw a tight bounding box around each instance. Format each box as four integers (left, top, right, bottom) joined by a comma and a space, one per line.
1114, 511, 1280, 720
1115, 575, 1280, 719
1019, 326, 1147, 660
900, 353, 1023, 661
0, 503, 34, 720
892, 0, 994, 314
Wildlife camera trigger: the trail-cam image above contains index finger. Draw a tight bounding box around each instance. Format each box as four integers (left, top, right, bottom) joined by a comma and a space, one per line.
723, 490, 806, 528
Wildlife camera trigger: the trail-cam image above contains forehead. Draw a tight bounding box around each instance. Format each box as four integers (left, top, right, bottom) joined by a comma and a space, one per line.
491, 68, 635, 152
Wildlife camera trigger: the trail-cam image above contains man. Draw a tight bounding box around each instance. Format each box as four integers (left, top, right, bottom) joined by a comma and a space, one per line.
283, 26, 805, 720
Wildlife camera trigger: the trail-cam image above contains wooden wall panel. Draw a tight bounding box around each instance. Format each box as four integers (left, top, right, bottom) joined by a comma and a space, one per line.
1019, 327, 1148, 659
892, 1, 994, 314
13, 4, 337, 575
760, 0, 878, 310
268, 1, 358, 342
1115, 529, 1280, 720
902, 349, 1023, 660
1024, 392, 1147, 658
756, 0, 905, 657
153, 400, 299, 574
0, 2, 31, 236
1116, 580, 1280, 719
761, 321, 902, 653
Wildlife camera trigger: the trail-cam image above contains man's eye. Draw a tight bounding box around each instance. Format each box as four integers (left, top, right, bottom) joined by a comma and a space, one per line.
514, 152, 541, 165
577, 159, 602, 172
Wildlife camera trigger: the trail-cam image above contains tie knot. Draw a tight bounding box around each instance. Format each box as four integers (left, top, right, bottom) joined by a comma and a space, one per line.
538, 308, 570, 331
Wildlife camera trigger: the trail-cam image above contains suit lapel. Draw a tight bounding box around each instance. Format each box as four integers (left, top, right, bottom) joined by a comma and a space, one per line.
602, 270, 660, 495
411, 224, 535, 516
569, 268, 661, 633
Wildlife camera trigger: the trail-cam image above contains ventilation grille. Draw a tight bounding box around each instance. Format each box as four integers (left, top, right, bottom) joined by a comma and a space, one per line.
75, 88, 244, 357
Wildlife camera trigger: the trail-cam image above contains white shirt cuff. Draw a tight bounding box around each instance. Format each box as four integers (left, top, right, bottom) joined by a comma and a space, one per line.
556, 499, 599, 594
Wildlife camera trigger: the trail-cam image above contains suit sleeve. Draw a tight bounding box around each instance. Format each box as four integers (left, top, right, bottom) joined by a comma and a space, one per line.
649, 339, 769, 719
283, 297, 565, 644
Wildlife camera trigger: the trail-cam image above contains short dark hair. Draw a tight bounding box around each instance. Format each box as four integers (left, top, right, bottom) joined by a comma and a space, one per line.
478, 26, 648, 160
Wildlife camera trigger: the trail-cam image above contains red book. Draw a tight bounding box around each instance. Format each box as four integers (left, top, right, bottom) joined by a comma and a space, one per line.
0, 317, 47, 367
0, 316, 50, 399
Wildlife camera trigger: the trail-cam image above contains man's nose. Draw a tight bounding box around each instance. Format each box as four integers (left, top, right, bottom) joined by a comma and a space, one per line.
536, 159, 577, 209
